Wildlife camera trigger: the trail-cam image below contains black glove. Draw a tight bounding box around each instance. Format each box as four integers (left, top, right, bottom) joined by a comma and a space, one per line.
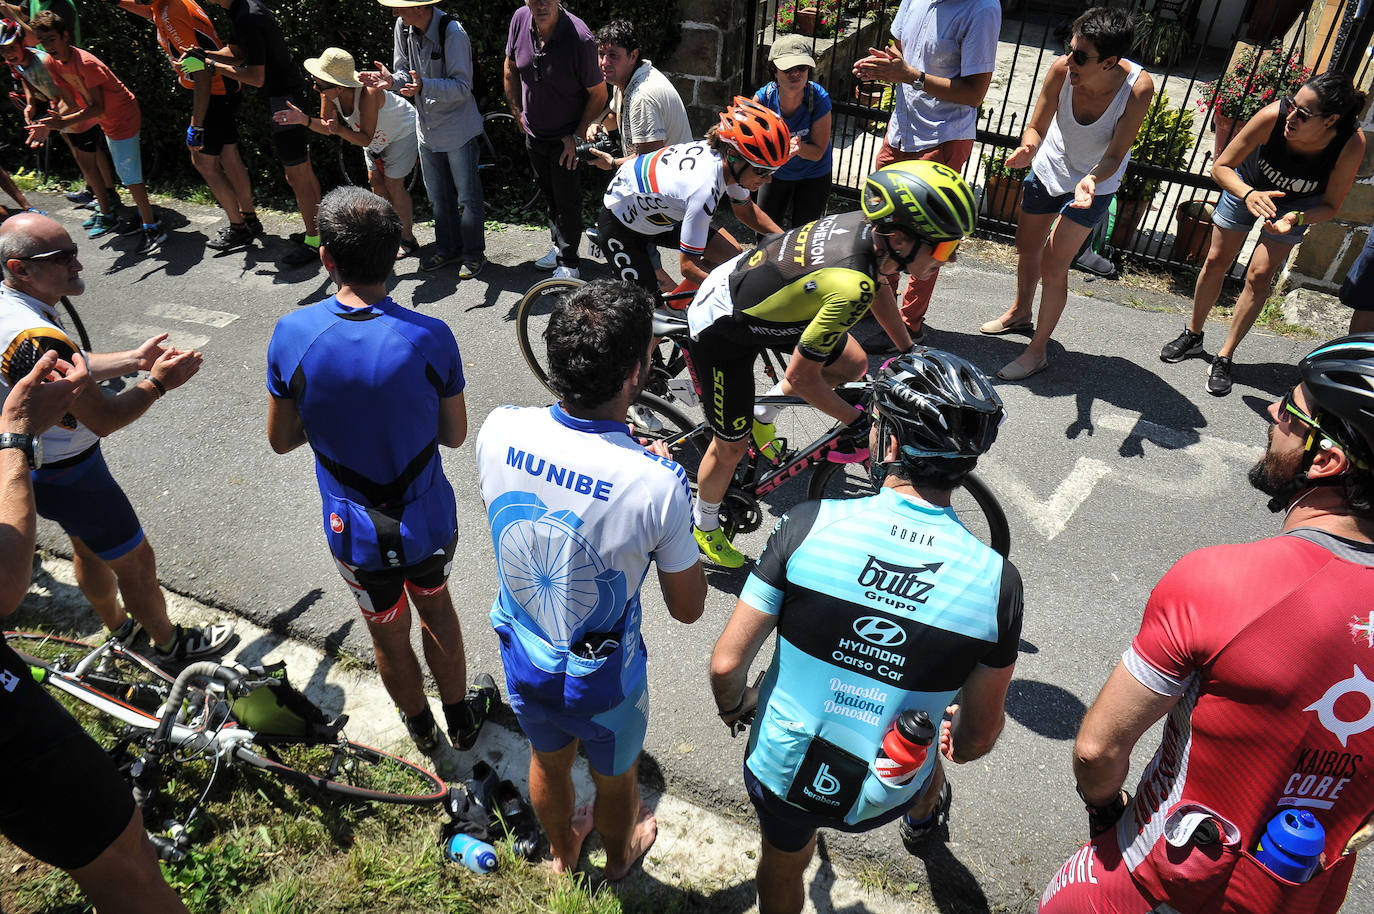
1083, 789, 1128, 838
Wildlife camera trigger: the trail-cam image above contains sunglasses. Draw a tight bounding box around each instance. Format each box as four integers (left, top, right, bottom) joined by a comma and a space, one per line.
17, 246, 78, 265
1284, 97, 1322, 122
749, 162, 779, 177
1065, 45, 1100, 66
874, 225, 960, 262
313, 79, 337, 92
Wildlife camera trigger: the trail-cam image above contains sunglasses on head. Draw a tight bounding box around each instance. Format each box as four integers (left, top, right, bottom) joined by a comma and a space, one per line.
1284, 97, 1322, 122
1064, 45, 1100, 66
17, 246, 78, 265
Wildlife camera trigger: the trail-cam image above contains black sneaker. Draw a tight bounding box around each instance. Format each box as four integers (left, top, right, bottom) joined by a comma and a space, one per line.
446, 673, 498, 751
280, 243, 320, 267
402, 707, 442, 755
114, 213, 143, 236
243, 213, 265, 236
899, 780, 952, 853
151, 621, 235, 667
1160, 329, 1204, 363
206, 223, 254, 251
1207, 356, 1234, 396
137, 225, 167, 255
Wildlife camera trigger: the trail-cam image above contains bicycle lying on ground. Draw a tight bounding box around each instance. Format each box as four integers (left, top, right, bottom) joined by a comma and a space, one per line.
5, 629, 449, 859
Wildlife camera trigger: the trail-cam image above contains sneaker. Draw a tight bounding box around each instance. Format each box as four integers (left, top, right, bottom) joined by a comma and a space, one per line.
151, 622, 235, 667
66, 187, 95, 206
114, 213, 143, 236
402, 706, 442, 755
552, 265, 580, 280
751, 420, 786, 463
693, 525, 747, 569
446, 673, 499, 751
243, 213, 265, 236
420, 251, 458, 272
1160, 329, 1204, 363
1207, 356, 1234, 396
137, 225, 168, 255
900, 780, 952, 852
280, 243, 320, 267
86, 213, 117, 239
458, 257, 486, 280
81, 211, 103, 229
534, 246, 558, 270
206, 223, 254, 251
628, 402, 664, 433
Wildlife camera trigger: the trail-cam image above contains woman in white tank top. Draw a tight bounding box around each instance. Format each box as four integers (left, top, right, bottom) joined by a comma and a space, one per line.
275, 48, 421, 259
978, 9, 1155, 381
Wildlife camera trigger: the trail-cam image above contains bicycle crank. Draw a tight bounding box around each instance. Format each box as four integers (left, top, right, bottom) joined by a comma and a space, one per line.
720, 490, 763, 538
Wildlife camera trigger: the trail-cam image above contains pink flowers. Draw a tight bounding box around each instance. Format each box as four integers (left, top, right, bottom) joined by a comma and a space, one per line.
1197, 48, 1311, 122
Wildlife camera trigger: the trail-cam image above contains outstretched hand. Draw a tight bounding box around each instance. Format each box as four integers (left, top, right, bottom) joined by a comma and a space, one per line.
1246, 188, 1284, 220
1071, 175, 1096, 209
273, 100, 308, 127
149, 347, 203, 392
357, 61, 394, 90
1, 349, 88, 435
132, 333, 169, 372
1005, 144, 1035, 170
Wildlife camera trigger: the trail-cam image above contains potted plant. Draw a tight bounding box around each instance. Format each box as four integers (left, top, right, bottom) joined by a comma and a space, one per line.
1133, 10, 1192, 69
1172, 199, 1215, 265
1112, 90, 1194, 252
1196, 47, 1310, 160
776, 0, 844, 38
979, 149, 1029, 224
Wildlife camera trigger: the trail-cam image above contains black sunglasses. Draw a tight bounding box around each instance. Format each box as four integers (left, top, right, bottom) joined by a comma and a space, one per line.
313, 79, 337, 93
17, 246, 78, 265
1284, 96, 1322, 122
1065, 45, 1100, 66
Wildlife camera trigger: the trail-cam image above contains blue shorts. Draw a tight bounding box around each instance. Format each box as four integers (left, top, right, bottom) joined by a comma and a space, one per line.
104, 133, 144, 186
32, 446, 145, 560
1340, 230, 1374, 312
511, 679, 649, 777
1211, 189, 1322, 245
1020, 171, 1114, 228
743, 762, 928, 853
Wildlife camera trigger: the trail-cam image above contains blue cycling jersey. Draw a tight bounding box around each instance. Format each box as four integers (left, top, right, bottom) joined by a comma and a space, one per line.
266, 295, 464, 569
742, 488, 1022, 825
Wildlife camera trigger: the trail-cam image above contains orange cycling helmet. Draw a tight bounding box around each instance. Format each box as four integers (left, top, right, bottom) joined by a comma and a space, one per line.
716, 96, 792, 171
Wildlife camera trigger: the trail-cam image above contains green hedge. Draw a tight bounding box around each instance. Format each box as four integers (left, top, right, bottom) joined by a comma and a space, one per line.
2, 0, 680, 209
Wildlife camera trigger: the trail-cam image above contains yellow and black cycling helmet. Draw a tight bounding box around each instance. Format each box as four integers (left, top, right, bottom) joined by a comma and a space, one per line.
862, 161, 978, 244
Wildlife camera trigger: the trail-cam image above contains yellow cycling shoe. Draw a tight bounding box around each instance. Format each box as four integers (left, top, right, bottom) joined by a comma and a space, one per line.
752, 420, 785, 464
693, 525, 747, 569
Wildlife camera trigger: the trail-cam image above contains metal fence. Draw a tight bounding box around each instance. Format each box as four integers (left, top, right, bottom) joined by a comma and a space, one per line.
744, 0, 1373, 271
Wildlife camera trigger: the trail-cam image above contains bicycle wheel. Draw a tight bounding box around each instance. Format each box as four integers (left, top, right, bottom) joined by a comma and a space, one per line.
234, 738, 447, 807
805, 466, 1011, 558
516, 277, 585, 393
480, 111, 539, 212
628, 392, 712, 484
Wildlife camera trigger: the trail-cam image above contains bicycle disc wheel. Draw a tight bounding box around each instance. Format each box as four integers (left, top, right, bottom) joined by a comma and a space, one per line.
480, 111, 539, 212
806, 466, 1011, 557
234, 738, 447, 806
516, 277, 585, 393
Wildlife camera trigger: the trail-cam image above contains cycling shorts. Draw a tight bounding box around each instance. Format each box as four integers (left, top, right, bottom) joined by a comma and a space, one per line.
509, 677, 649, 777
267, 93, 311, 167
0, 643, 137, 870
67, 124, 103, 154
595, 206, 727, 299
744, 762, 921, 854
333, 530, 457, 625
32, 445, 145, 561
199, 91, 241, 157
687, 318, 848, 441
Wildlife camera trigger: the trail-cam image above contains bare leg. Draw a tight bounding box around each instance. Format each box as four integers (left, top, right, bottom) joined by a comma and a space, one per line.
382, 172, 416, 244
215, 144, 256, 219
70, 147, 112, 214
362, 600, 427, 717
103, 539, 173, 646
529, 740, 593, 874
70, 808, 190, 914
407, 584, 467, 705
1186, 225, 1248, 334
1012, 216, 1094, 367
127, 183, 155, 226
190, 150, 249, 223
1352, 310, 1374, 334
590, 759, 656, 880
283, 158, 321, 236
903, 757, 947, 821
696, 434, 752, 507
1217, 236, 1290, 360
0, 165, 30, 210
70, 535, 122, 631
755, 831, 818, 914
991, 210, 1057, 328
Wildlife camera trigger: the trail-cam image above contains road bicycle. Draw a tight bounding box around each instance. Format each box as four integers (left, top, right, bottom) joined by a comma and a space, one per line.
5, 629, 449, 859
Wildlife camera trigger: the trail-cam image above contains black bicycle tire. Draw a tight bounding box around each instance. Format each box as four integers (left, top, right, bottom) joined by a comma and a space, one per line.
480, 111, 539, 211
628, 391, 712, 483
337, 143, 422, 195
805, 466, 1011, 558
58, 296, 92, 352
233, 738, 447, 806
516, 276, 586, 393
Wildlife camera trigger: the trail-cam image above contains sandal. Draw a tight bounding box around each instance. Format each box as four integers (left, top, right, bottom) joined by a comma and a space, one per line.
979, 315, 1034, 336
396, 236, 421, 260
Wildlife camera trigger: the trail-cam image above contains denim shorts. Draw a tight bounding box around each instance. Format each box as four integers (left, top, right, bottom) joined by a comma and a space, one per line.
1211, 189, 1322, 246
1020, 171, 1114, 228
743, 762, 929, 853
104, 133, 143, 186
510, 678, 649, 777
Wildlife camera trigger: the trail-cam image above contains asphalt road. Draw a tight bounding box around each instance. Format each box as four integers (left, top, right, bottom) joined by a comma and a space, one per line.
28, 192, 1370, 913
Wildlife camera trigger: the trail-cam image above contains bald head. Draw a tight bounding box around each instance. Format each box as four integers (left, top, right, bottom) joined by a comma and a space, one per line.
0, 213, 83, 300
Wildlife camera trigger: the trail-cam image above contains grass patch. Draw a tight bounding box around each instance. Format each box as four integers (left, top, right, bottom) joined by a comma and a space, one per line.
1255, 291, 1321, 339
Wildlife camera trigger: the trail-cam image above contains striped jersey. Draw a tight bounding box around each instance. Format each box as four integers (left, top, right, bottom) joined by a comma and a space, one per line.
603, 142, 751, 256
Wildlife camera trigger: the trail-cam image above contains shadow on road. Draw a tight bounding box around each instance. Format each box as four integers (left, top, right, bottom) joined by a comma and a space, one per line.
1005, 678, 1086, 741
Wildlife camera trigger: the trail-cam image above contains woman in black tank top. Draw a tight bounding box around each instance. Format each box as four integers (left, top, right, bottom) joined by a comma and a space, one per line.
1159, 73, 1366, 396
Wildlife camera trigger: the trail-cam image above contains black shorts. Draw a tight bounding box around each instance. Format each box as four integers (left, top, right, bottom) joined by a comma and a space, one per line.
687, 318, 848, 441
267, 92, 311, 167
0, 643, 136, 870
333, 531, 458, 624
199, 90, 241, 157
66, 124, 103, 153
744, 762, 915, 853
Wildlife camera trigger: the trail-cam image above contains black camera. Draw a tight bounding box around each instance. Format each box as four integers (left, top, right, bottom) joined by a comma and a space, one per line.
575, 130, 619, 164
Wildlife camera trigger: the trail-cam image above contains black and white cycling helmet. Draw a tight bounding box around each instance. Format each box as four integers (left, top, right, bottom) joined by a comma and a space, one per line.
870, 348, 1004, 487
1298, 333, 1374, 468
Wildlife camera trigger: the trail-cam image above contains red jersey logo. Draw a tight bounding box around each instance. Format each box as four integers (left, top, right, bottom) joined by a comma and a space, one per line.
330, 513, 344, 534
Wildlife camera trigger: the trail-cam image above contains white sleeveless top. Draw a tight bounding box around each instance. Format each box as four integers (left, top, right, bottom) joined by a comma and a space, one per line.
1032, 60, 1143, 196
332, 87, 417, 156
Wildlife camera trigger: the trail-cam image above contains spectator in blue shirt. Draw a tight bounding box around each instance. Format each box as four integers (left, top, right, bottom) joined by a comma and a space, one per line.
754, 35, 831, 229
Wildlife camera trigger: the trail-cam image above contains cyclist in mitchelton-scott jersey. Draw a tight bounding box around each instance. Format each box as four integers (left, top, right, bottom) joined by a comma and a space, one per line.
687, 160, 977, 569
596, 96, 790, 301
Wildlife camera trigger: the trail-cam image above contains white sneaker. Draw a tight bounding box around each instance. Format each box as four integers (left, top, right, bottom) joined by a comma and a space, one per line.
628, 402, 664, 433
535, 246, 558, 270
553, 265, 580, 280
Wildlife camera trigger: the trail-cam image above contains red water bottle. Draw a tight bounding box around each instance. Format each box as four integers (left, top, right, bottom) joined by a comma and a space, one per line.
873, 709, 936, 786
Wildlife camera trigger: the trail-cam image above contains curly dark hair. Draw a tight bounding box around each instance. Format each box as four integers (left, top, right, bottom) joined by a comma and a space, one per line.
1071, 7, 1135, 62
546, 280, 653, 411
595, 19, 639, 56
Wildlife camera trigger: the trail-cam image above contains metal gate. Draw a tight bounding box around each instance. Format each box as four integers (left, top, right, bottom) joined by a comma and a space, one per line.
743, 0, 1373, 269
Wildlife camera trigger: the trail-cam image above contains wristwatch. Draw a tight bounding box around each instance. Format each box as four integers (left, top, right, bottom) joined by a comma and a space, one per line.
0, 432, 41, 469
911, 68, 926, 91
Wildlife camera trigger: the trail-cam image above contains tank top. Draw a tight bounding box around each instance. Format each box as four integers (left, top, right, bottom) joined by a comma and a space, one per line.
1237, 97, 1357, 198
1032, 60, 1143, 196
332, 87, 416, 156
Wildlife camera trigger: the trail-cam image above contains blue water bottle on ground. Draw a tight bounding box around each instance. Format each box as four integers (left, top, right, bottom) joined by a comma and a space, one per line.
444, 832, 498, 874
1255, 809, 1325, 882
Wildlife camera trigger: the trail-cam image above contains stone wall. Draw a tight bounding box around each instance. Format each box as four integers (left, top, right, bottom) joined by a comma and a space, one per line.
657, 0, 751, 135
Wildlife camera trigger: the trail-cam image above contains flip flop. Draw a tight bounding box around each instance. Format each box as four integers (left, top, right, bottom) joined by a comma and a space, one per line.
494, 780, 542, 860
396, 236, 421, 260
980, 316, 1034, 336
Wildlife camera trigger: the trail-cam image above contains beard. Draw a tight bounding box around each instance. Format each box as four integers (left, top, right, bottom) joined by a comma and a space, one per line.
1248, 428, 1312, 513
